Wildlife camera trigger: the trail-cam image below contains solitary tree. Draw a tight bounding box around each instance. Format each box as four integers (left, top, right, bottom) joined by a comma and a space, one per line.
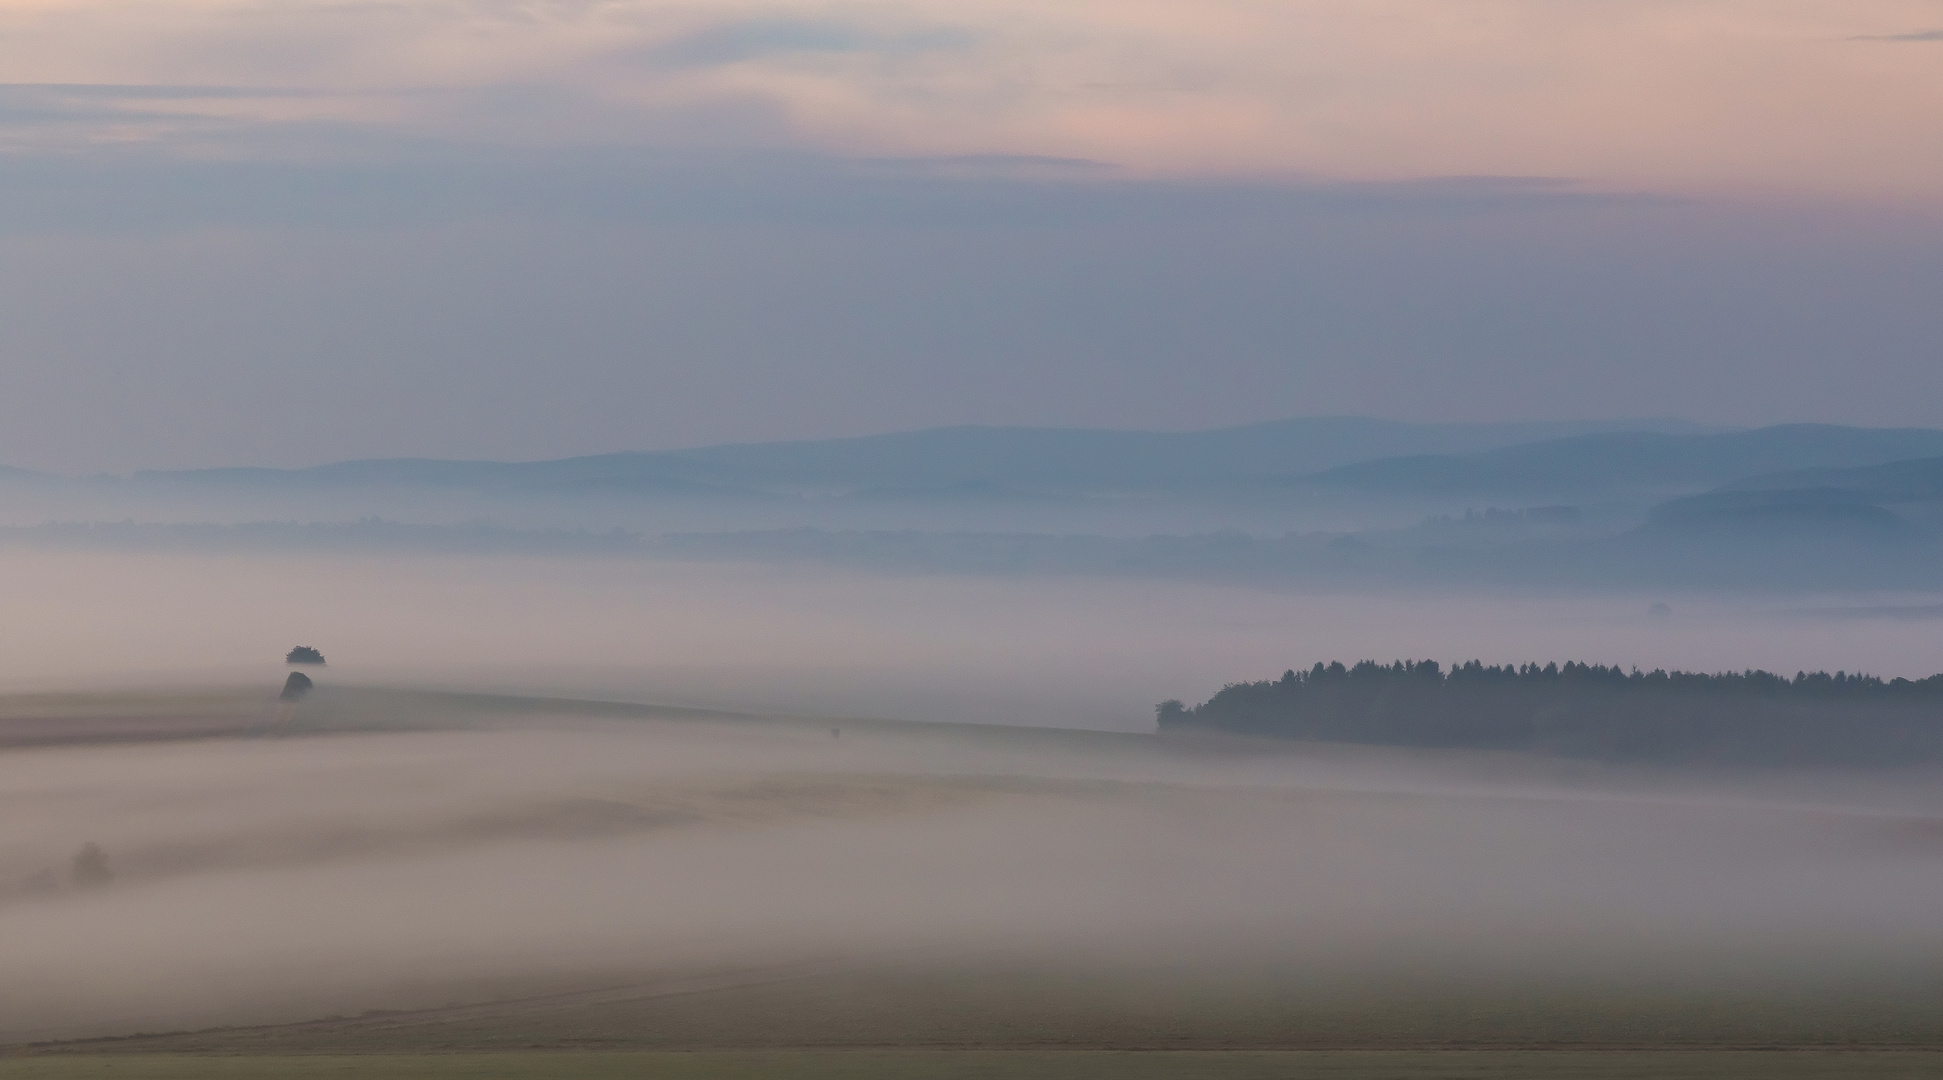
286, 646, 325, 665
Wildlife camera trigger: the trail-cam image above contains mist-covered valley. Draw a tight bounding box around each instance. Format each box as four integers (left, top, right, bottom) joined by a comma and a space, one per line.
8, 0, 1943, 1065
6, 418, 1943, 593
6, 689, 1943, 1050
5, 417, 1943, 1065
2, 546, 1942, 732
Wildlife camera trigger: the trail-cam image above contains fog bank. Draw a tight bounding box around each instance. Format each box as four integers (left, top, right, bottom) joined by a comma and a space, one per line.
2, 549, 1941, 731
4, 709, 1943, 1045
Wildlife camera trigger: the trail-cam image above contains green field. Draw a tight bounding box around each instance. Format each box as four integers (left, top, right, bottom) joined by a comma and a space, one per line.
6, 1051, 1943, 1080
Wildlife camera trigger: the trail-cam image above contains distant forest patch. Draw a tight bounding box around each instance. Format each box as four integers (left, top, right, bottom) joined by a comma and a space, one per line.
1161, 660, 1943, 764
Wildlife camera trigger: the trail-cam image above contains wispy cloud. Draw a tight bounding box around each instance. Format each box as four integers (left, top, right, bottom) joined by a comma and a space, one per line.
0, 84, 320, 101
0, 2, 1937, 201
0, 82, 314, 121
643, 18, 976, 69
0, 143, 1626, 238
1850, 29, 1943, 41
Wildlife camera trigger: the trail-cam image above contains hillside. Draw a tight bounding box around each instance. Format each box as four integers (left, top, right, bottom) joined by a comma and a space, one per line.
1303, 425, 1943, 496
1720, 455, 1943, 503
114, 417, 1710, 496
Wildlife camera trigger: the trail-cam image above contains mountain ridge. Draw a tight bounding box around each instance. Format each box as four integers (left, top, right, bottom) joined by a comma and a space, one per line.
1302, 424, 1943, 496
86, 416, 1721, 495
1718, 455, 1943, 503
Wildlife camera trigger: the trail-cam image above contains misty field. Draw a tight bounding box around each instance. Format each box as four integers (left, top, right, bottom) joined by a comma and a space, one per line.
4, 686, 1943, 1076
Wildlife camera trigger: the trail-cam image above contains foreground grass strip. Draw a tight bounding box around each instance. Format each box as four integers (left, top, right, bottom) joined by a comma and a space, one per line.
6, 1052, 1943, 1080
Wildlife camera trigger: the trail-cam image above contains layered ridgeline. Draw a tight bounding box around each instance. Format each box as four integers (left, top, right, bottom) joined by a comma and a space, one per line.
1159, 661, 1943, 764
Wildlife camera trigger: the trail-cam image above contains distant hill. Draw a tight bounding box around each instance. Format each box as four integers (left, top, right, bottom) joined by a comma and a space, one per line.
122, 417, 1712, 496
132, 456, 750, 497
1643, 487, 1915, 538
1719, 455, 1943, 503
651, 418, 1712, 489
1304, 425, 1943, 496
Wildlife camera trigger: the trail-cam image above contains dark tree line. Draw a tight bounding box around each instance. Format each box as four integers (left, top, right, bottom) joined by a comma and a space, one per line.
1159, 660, 1943, 763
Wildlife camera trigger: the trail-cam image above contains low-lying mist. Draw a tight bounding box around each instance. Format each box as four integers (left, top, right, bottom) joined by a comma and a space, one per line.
3, 548, 1943, 730
4, 704, 1943, 1045
3, 545, 1940, 1047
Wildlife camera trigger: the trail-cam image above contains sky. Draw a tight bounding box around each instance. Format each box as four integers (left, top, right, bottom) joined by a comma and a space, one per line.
0, 0, 1940, 471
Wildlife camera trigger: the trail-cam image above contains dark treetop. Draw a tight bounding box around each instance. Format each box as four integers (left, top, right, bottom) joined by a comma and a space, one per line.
1160, 660, 1943, 764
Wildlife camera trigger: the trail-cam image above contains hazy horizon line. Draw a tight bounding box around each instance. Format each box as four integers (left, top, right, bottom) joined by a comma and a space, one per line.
0, 413, 1760, 478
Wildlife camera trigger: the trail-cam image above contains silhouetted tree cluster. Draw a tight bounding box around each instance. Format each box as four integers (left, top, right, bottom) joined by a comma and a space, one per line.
1161, 660, 1943, 763
286, 646, 325, 665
